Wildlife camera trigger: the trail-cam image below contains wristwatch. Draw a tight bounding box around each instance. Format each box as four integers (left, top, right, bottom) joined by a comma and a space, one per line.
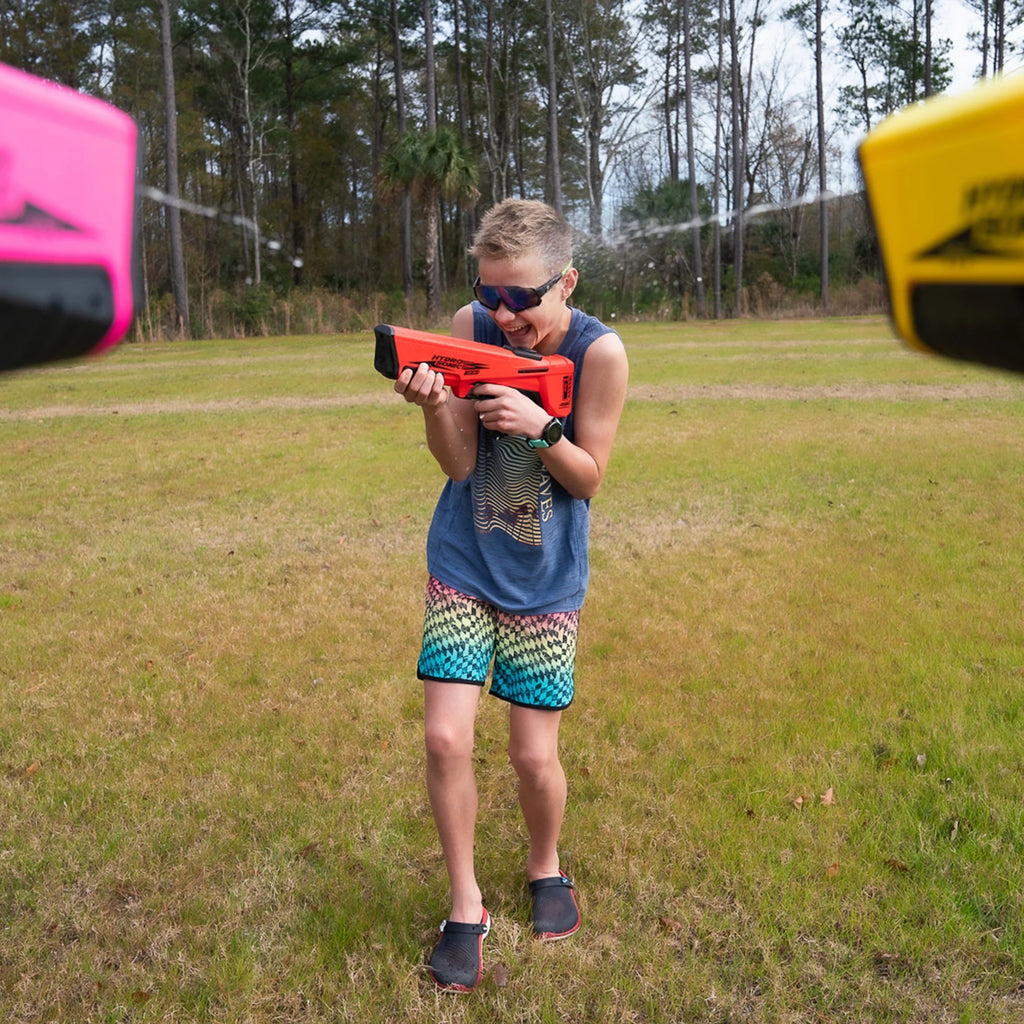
527, 418, 564, 449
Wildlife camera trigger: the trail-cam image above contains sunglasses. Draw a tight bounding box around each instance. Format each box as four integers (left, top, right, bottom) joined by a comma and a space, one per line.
473, 262, 572, 313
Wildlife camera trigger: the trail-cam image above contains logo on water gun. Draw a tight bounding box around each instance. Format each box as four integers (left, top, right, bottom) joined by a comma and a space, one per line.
919, 175, 1024, 260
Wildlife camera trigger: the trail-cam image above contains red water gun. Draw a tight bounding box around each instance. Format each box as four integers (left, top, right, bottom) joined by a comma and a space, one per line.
374, 323, 574, 417
0, 61, 139, 373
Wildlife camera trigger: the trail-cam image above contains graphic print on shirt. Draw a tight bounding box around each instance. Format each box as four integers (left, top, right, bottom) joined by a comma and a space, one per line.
472, 432, 547, 546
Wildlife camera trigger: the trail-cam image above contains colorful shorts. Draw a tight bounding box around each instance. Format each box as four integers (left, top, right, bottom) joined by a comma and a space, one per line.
417, 576, 579, 710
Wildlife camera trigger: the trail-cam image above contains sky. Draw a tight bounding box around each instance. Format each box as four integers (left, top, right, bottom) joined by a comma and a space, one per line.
772, 0, 1023, 188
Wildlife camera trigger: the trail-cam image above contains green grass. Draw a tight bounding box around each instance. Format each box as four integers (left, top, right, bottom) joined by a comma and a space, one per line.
2, 317, 1023, 1022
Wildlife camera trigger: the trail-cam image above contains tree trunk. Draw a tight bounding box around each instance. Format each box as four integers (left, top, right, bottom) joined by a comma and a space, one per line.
713, 0, 725, 319
665, 6, 680, 182
423, 0, 441, 308
923, 0, 933, 96
982, 0, 990, 78
391, 0, 413, 304
994, 0, 1004, 72
815, 0, 828, 309
544, 0, 562, 213
682, 0, 704, 317
236, 1, 261, 287
424, 186, 441, 323
423, 0, 437, 129
588, 100, 603, 236
729, 0, 743, 315
158, 0, 189, 337
282, 0, 304, 286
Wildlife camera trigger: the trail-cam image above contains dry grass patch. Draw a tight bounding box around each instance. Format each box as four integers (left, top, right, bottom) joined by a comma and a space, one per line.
2, 321, 1024, 1022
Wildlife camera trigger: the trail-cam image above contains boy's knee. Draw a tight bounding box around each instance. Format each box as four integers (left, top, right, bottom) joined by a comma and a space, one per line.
425, 721, 473, 764
508, 740, 558, 783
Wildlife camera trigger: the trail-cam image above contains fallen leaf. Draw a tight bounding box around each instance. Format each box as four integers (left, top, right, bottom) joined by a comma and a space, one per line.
490, 963, 510, 988
826, 862, 840, 878
659, 917, 684, 933
792, 795, 805, 810
25, 761, 39, 778
884, 857, 909, 873
875, 952, 900, 977
131, 991, 152, 1004
820, 787, 835, 806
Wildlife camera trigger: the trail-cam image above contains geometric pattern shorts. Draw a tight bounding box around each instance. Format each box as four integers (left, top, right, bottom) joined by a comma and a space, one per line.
417, 576, 579, 711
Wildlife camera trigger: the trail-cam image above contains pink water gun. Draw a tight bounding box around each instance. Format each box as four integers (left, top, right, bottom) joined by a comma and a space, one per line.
0, 61, 139, 373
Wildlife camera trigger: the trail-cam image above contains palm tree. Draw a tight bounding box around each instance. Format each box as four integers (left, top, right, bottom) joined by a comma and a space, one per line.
380, 126, 479, 323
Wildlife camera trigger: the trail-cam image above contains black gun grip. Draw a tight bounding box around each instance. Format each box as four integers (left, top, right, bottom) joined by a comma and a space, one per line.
373, 324, 399, 379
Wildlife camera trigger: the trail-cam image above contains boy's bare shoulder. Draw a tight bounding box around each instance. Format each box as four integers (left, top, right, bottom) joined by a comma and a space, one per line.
452, 303, 475, 340
587, 329, 628, 365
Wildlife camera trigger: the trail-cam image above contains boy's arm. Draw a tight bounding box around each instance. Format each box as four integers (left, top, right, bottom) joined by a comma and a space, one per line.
392, 304, 479, 481
537, 333, 628, 500
471, 331, 628, 500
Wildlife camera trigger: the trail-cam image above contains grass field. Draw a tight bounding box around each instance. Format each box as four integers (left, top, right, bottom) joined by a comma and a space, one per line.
2, 317, 1023, 1023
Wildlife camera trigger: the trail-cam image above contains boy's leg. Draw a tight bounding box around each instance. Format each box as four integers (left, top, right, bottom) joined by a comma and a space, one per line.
424, 679, 485, 923
509, 704, 581, 940
507, 704, 566, 881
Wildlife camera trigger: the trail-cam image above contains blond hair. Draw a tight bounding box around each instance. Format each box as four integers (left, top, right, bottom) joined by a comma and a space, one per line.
470, 199, 573, 275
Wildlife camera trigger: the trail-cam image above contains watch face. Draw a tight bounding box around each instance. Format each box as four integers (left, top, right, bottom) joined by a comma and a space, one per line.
544, 419, 563, 444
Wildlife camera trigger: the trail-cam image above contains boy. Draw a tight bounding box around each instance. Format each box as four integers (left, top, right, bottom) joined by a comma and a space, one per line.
392, 199, 628, 991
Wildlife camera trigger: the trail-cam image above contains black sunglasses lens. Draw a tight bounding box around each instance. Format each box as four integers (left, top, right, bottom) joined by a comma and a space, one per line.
474, 284, 499, 310
474, 282, 538, 312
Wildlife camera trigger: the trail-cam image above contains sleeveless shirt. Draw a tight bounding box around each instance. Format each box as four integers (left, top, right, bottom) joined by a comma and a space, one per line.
424, 303, 616, 615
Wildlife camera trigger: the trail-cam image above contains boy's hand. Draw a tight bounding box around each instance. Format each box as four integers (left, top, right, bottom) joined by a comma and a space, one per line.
395, 362, 449, 408
471, 384, 550, 440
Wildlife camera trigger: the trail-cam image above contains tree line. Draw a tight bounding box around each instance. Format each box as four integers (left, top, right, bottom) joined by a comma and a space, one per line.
2, 0, 1021, 338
